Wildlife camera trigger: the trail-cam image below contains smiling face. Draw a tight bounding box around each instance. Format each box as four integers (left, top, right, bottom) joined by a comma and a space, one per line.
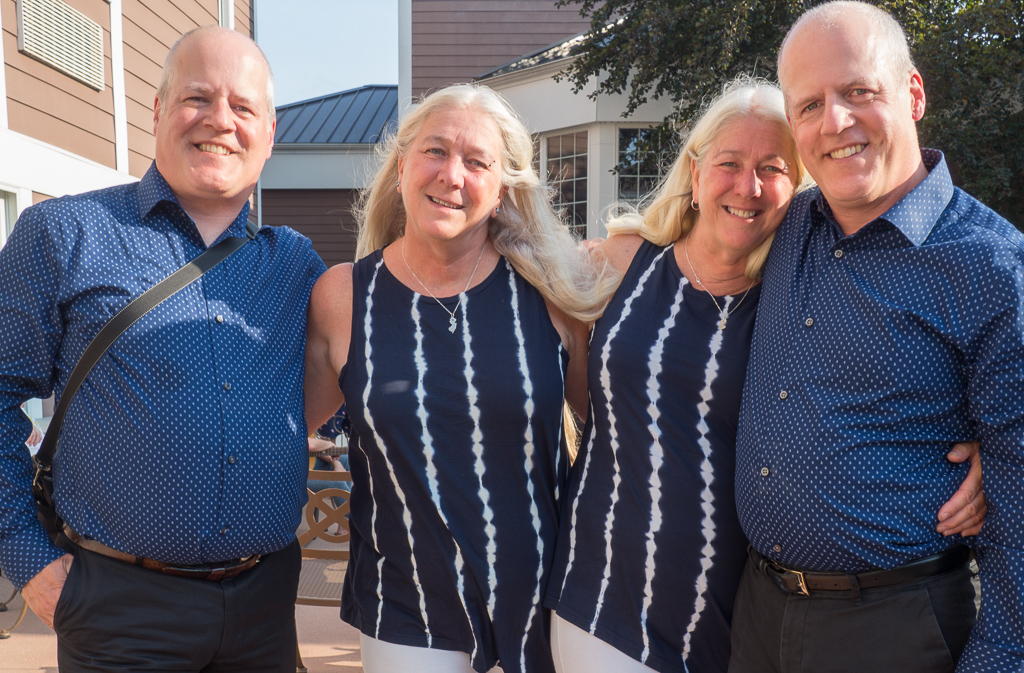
779, 9, 926, 229
397, 106, 506, 244
153, 28, 275, 216
690, 115, 799, 258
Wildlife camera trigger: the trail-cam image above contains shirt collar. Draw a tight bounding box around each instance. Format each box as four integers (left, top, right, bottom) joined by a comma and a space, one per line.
136, 162, 252, 241
812, 149, 954, 246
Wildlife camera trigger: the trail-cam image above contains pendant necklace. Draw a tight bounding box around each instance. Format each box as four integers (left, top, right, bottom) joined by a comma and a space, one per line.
683, 236, 754, 331
402, 237, 487, 333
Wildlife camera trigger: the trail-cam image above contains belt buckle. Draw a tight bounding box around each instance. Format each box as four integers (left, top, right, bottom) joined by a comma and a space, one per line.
766, 558, 811, 596
791, 568, 810, 596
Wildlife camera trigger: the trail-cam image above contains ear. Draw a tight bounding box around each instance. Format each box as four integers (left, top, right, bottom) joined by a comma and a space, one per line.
267, 118, 276, 157
908, 69, 926, 121
497, 185, 508, 208
396, 156, 405, 192
153, 96, 162, 134
690, 157, 701, 196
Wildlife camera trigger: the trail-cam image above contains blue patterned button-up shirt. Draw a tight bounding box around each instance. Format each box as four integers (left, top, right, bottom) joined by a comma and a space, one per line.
0, 164, 325, 588
737, 151, 1024, 671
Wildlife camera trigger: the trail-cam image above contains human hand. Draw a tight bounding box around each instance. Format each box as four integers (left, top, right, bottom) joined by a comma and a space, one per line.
21, 554, 73, 629
308, 436, 334, 454
937, 441, 985, 537
26, 425, 43, 448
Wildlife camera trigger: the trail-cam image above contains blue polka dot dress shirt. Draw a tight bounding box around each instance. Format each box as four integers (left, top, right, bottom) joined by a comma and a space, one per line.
737, 151, 1024, 671
0, 164, 325, 589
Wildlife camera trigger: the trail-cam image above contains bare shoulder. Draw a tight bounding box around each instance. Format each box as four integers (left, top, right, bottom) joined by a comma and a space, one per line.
308, 263, 355, 343
597, 233, 645, 275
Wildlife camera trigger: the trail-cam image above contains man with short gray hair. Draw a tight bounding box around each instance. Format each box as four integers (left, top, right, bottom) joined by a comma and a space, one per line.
732, 2, 1024, 671
0, 26, 324, 671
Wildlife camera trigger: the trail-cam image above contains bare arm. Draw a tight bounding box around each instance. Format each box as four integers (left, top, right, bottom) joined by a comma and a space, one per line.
304, 264, 354, 432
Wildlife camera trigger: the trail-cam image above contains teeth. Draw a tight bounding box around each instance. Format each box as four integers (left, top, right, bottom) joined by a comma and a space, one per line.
198, 143, 231, 155
429, 196, 463, 209
726, 207, 757, 218
830, 144, 865, 159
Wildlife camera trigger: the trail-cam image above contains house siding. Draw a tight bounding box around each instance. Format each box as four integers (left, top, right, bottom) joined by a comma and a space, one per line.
2, 0, 116, 167
411, 0, 589, 98
261, 188, 359, 268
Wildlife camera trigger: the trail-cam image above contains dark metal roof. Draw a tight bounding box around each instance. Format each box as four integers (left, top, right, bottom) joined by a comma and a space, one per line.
274, 85, 398, 144
477, 33, 586, 81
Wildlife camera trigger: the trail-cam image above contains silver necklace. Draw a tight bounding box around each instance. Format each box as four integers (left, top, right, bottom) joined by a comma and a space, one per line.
682, 236, 754, 331
401, 237, 487, 333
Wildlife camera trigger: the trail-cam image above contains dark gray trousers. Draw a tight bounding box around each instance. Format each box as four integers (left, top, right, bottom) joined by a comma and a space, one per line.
728, 553, 977, 673
54, 539, 300, 673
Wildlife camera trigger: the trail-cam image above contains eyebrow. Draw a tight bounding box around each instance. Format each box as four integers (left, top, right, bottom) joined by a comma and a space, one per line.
180, 84, 259, 107
714, 149, 790, 162
422, 134, 497, 161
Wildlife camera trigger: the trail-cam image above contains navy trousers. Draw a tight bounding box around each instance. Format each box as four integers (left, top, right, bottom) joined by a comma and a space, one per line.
54, 539, 301, 672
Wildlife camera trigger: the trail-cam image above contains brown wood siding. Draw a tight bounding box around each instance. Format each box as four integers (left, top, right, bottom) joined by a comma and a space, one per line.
121, 0, 219, 177
261, 189, 359, 268
234, 0, 252, 37
3, 0, 116, 167
411, 0, 590, 98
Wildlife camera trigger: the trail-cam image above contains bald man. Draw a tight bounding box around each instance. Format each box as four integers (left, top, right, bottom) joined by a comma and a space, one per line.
732, 2, 1024, 672
0, 26, 325, 671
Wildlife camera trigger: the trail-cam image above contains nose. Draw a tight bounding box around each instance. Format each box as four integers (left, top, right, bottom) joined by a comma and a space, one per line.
822, 96, 855, 136
735, 168, 762, 198
437, 154, 466, 188
204, 97, 235, 131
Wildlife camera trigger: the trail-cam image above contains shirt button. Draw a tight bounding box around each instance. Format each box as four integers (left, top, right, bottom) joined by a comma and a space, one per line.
220, 527, 229, 535
760, 467, 770, 476
228, 455, 237, 464
223, 382, 232, 391
804, 317, 815, 327
834, 249, 844, 258
779, 390, 789, 400
773, 544, 782, 553
215, 314, 225, 324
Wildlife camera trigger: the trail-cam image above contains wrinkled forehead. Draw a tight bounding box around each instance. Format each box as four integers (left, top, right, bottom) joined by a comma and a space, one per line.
416, 106, 504, 156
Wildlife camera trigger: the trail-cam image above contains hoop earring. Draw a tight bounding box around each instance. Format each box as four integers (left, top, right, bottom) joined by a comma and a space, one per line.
691, 199, 699, 211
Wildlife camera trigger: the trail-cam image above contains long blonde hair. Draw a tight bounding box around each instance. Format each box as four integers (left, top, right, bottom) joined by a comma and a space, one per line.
354, 83, 617, 322
606, 77, 811, 280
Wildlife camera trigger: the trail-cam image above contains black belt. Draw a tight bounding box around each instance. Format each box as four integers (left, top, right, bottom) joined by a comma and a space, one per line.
750, 545, 972, 596
64, 526, 260, 581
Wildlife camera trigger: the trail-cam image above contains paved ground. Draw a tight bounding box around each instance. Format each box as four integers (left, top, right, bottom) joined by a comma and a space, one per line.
0, 595, 364, 673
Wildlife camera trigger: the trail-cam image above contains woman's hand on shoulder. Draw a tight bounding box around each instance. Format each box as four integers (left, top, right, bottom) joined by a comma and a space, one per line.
305, 264, 353, 432
594, 233, 645, 276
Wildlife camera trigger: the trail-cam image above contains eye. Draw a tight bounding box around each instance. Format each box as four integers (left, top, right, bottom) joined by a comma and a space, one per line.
425, 147, 446, 157
850, 88, 869, 96
234, 105, 253, 116
467, 158, 491, 170
802, 101, 820, 114
718, 161, 740, 170
761, 163, 788, 175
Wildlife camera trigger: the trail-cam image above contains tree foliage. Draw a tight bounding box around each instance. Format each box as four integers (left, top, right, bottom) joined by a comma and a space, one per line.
556, 0, 1024, 227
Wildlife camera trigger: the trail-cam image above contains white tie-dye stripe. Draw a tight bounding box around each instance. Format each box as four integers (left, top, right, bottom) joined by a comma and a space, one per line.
461, 293, 499, 617
411, 294, 476, 660
363, 262, 433, 646
361, 259, 387, 639
507, 262, 545, 671
681, 294, 728, 662
638, 276, 687, 663
585, 247, 674, 632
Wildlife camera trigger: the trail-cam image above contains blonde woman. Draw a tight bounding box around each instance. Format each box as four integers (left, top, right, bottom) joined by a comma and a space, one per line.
304, 84, 615, 673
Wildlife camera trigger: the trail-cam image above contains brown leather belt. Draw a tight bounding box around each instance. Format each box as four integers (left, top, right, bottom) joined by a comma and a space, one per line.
750, 545, 972, 596
63, 527, 260, 581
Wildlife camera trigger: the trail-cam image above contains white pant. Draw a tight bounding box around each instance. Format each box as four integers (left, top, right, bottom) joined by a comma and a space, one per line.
550, 614, 655, 673
359, 634, 504, 673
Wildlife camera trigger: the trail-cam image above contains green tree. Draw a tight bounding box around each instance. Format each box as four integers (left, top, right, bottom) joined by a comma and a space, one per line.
556, 0, 1024, 227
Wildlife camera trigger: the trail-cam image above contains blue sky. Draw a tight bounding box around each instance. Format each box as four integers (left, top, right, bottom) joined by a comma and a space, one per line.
255, 0, 399, 106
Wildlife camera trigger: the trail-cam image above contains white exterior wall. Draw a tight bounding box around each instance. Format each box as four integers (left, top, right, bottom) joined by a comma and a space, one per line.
261, 145, 380, 190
